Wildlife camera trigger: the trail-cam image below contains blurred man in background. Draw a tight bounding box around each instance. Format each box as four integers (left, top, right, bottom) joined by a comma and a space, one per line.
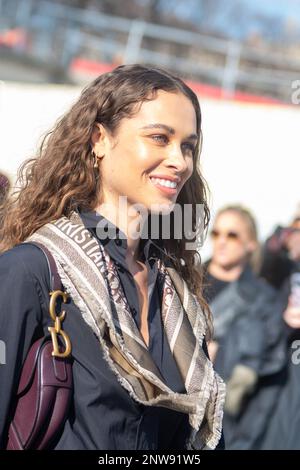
260, 207, 300, 290
259, 208, 300, 449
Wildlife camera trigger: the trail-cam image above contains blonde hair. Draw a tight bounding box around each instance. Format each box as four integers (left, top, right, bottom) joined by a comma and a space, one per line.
215, 204, 261, 272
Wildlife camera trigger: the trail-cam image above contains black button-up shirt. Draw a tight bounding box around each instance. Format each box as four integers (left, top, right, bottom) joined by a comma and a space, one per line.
79, 210, 185, 393
0, 213, 192, 450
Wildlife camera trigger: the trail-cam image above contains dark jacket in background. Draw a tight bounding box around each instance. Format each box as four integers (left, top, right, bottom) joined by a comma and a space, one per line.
204, 265, 286, 449
259, 280, 300, 450
259, 328, 300, 449
259, 226, 297, 290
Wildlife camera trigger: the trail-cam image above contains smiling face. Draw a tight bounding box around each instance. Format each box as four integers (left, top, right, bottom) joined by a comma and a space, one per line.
92, 90, 197, 215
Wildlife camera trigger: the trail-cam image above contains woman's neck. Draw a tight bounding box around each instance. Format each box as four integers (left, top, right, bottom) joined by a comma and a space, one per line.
208, 260, 244, 282
95, 201, 144, 265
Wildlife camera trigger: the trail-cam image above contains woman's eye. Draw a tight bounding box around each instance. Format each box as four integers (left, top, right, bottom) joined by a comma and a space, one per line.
182, 142, 196, 154
151, 134, 169, 144
150, 135, 195, 155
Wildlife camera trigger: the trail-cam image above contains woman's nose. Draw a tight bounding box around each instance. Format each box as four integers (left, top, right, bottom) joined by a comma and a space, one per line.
215, 235, 228, 246
166, 145, 189, 173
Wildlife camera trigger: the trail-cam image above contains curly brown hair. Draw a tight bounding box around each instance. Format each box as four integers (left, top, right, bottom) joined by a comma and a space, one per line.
0, 172, 10, 204
0, 64, 212, 334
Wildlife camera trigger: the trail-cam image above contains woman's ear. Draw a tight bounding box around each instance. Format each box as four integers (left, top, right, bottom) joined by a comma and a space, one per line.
91, 123, 108, 157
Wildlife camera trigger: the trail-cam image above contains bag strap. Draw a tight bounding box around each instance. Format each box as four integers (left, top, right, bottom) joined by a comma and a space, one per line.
29, 241, 63, 292
24, 241, 72, 358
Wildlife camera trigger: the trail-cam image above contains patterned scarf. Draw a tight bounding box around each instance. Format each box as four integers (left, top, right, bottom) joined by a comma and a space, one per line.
27, 211, 225, 449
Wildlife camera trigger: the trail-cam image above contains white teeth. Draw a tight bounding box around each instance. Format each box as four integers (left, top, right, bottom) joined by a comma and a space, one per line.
150, 177, 177, 189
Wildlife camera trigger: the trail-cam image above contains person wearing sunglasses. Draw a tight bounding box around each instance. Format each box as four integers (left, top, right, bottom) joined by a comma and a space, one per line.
203, 205, 285, 449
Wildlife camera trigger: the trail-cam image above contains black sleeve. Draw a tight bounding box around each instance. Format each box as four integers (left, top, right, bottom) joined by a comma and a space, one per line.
202, 338, 209, 358
215, 430, 225, 450
203, 338, 225, 450
169, 338, 226, 450
0, 244, 50, 447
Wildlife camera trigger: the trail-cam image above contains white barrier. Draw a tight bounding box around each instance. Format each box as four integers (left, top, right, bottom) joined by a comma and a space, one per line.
0, 82, 299, 253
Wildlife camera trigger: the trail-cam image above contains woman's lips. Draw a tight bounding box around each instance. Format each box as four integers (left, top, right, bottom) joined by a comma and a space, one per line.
149, 176, 178, 195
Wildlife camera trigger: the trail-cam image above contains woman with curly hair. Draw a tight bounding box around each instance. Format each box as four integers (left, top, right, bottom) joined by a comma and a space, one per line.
0, 64, 225, 450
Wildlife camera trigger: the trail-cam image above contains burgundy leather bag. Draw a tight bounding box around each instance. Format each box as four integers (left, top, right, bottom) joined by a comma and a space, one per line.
6, 243, 73, 450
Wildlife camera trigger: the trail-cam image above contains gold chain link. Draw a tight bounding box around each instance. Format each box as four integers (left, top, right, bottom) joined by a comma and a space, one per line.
48, 290, 72, 358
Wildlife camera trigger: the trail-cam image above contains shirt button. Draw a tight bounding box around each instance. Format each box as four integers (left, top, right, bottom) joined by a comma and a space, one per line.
115, 238, 122, 246
131, 307, 137, 315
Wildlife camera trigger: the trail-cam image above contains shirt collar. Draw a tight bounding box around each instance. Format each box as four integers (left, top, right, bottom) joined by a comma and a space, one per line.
78, 209, 162, 268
